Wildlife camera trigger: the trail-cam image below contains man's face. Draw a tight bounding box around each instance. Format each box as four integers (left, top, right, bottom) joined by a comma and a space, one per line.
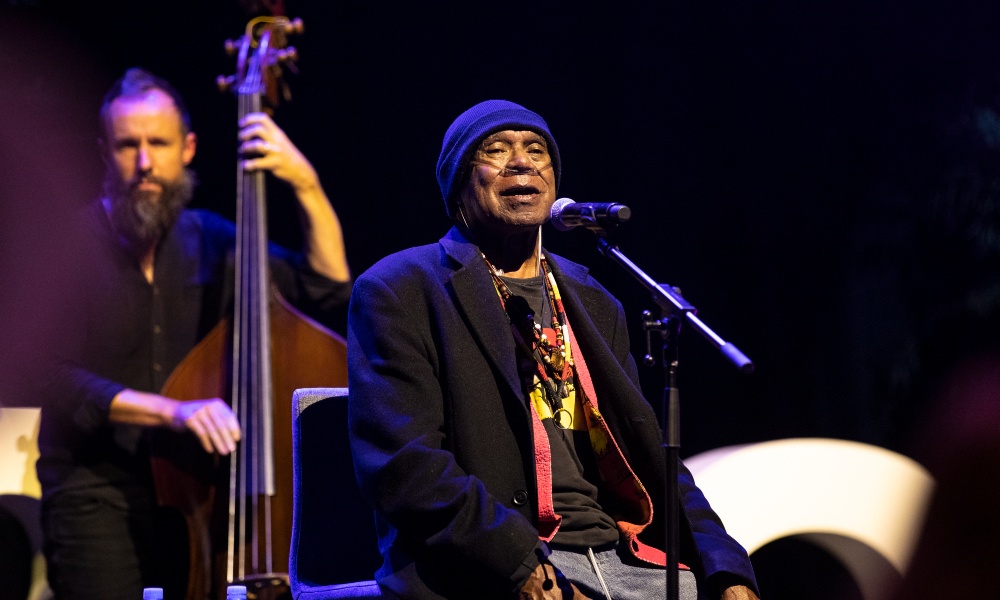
457, 130, 556, 235
101, 89, 197, 248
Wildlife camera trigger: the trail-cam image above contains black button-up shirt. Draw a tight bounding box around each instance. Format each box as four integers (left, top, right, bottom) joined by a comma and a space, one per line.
37, 200, 351, 499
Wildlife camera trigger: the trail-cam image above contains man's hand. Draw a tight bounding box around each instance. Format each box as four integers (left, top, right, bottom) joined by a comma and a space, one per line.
721, 585, 760, 600
169, 398, 241, 455
518, 562, 587, 599
238, 112, 319, 193
109, 389, 241, 455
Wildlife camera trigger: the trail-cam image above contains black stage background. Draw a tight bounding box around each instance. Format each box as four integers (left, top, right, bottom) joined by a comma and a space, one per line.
4, 1, 1000, 598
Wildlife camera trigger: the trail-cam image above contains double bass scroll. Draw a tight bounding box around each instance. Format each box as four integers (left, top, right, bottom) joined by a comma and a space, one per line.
151, 16, 348, 600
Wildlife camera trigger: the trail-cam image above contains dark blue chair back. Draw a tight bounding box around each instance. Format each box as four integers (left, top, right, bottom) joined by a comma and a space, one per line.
290, 387, 382, 599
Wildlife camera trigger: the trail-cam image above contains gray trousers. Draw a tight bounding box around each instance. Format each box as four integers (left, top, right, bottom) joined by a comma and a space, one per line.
548, 543, 701, 600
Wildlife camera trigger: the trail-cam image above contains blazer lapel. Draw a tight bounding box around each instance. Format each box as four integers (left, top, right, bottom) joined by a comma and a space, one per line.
440, 228, 525, 407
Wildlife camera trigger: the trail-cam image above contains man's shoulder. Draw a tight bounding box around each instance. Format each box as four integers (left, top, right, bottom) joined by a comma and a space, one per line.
361, 243, 442, 281
176, 207, 233, 231
545, 251, 624, 313
546, 251, 607, 293
170, 208, 236, 246
545, 251, 589, 281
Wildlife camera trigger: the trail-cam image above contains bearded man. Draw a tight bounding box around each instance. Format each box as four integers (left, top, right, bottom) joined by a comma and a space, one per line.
35, 67, 352, 600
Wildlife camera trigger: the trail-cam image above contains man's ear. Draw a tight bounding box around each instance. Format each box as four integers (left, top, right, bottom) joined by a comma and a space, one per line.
182, 131, 197, 165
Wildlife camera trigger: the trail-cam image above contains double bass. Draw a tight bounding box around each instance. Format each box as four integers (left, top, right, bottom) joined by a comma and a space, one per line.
150, 16, 348, 600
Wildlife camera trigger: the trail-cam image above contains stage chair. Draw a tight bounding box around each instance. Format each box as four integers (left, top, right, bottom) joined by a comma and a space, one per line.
290, 387, 383, 599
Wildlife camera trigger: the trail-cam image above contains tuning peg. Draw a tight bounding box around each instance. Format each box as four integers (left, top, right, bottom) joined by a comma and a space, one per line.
284, 18, 304, 35
223, 37, 245, 56
276, 47, 299, 65
216, 74, 236, 94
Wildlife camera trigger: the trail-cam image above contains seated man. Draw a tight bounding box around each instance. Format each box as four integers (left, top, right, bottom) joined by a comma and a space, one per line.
347, 100, 759, 599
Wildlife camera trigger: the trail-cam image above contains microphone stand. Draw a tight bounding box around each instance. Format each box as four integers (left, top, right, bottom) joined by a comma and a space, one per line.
591, 233, 753, 600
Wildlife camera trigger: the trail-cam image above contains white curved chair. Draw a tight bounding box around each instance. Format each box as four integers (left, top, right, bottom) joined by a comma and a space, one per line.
685, 438, 934, 600
0, 407, 50, 600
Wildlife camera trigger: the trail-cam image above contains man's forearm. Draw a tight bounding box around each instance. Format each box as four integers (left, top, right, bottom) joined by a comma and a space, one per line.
108, 388, 175, 427
294, 182, 350, 282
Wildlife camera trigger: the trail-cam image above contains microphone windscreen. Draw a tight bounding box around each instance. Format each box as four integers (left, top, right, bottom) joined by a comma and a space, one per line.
549, 197, 576, 231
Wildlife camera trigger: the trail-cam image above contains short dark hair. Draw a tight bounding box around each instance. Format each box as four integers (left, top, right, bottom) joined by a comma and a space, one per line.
99, 67, 192, 136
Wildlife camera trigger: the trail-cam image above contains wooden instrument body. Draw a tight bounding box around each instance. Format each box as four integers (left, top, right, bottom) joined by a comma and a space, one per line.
154, 290, 347, 600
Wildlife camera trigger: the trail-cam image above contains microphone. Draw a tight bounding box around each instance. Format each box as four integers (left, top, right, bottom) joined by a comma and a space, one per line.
549, 198, 632, 232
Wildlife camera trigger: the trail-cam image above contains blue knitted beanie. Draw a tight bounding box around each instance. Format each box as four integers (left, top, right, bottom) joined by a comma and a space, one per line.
436, 99, 561, 218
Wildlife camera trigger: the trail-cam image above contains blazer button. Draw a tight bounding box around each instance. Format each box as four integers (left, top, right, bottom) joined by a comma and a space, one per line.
512, 490, 529, 506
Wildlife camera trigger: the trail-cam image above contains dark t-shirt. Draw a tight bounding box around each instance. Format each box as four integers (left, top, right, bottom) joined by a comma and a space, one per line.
36, 200, 351, 500
499, 274, 619, 549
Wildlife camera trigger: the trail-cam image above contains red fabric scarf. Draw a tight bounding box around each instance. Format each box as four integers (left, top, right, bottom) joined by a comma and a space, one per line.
529, 321, 687, 569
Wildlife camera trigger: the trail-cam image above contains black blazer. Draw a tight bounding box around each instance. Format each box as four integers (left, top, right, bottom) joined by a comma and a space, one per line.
347, 227, 757, 599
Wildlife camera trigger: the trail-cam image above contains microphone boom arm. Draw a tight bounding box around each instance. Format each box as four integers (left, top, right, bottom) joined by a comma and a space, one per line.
596, 237, 754, 373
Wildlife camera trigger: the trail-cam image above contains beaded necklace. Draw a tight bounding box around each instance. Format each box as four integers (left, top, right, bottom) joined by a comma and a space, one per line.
484, 253, 575, 429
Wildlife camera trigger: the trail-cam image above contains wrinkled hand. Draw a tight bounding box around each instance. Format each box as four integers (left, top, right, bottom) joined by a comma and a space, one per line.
518, 562, 587, 599
171, 398, 241, 455
721, 585, 759, 600
238, 112, 318, 192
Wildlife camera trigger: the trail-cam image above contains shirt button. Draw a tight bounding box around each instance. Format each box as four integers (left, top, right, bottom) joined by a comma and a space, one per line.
153, 363, 162, 372
512, 490, 529, 506
153, 325, 162, 334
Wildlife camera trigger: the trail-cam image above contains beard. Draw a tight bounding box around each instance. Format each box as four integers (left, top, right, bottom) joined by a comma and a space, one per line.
104, 168, 197, 252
